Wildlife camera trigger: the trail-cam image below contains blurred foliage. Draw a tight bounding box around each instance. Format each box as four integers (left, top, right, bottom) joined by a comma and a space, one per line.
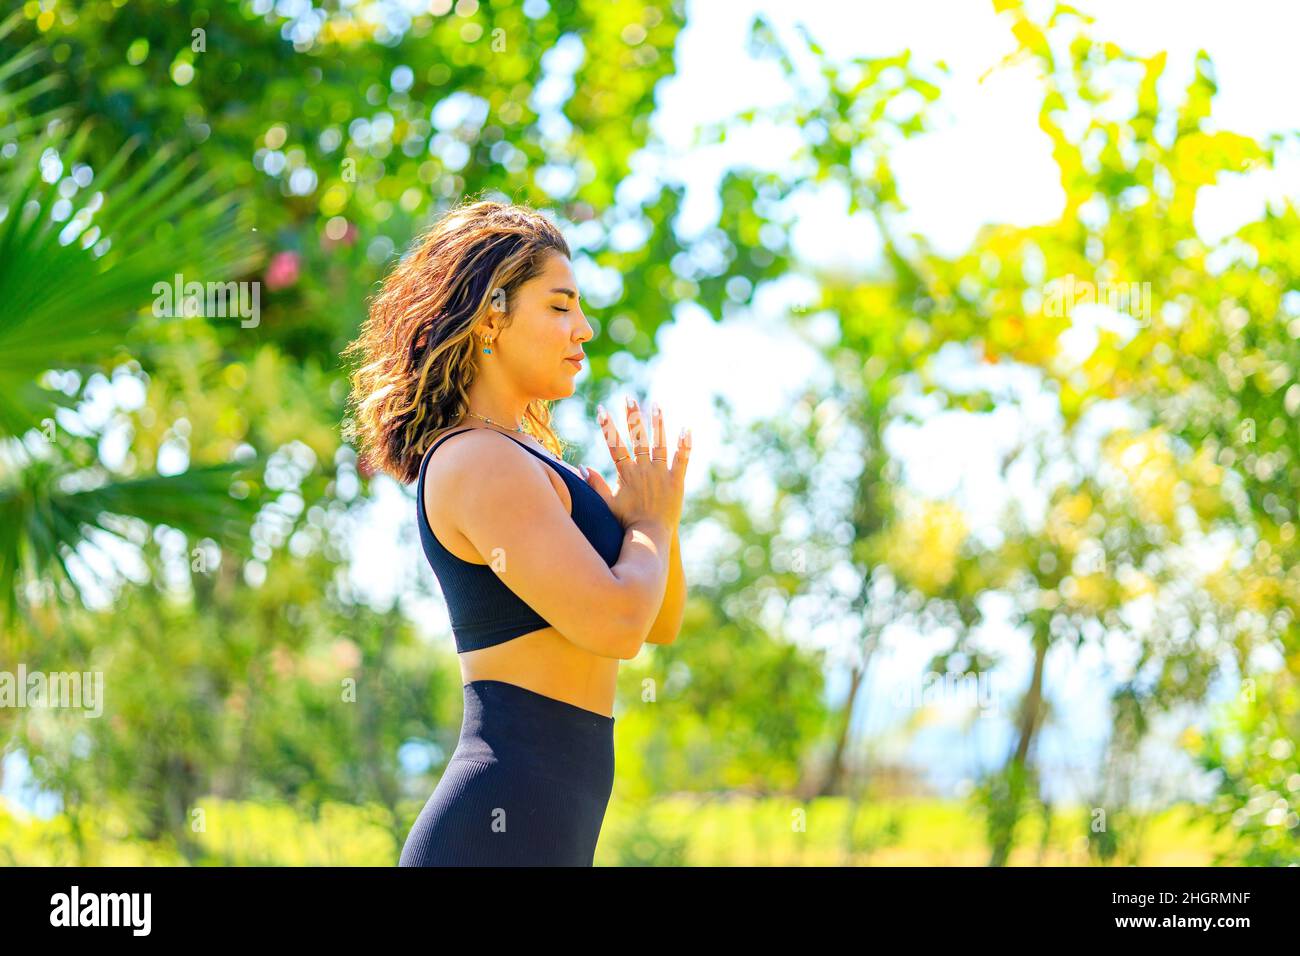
10, 542, 451, 858
11, 0, 688, 369
680, 0, 1297, 864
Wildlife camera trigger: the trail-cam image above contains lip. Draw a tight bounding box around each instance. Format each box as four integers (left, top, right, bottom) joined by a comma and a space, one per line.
564, 356, 584, 369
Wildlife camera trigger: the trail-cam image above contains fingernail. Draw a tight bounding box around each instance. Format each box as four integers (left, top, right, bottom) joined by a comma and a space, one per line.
597, 404, 607, 425
626, 395, 637, 409
580, 465, 589, 478
683, 428, 692, 449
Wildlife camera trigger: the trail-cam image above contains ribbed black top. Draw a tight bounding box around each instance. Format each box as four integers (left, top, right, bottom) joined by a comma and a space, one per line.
415, 427, 625, 653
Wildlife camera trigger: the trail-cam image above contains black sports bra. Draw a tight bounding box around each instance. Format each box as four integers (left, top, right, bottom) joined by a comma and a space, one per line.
415, 427, 626, 653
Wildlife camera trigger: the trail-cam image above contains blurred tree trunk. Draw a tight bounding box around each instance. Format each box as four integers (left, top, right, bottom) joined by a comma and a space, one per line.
818, 663, 864, 798
988, 627, 1048, 866
361, 612, 406, 845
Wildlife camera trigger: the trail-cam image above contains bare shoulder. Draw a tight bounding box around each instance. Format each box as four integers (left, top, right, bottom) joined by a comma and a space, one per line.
422, 428, 566, 517
425, 428, 541, 484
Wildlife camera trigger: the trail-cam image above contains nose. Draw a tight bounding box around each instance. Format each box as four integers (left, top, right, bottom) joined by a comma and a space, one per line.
575, 309, 594, 342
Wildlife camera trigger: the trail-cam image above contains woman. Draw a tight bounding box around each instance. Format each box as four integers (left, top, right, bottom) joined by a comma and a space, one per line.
345, 198, 690, 866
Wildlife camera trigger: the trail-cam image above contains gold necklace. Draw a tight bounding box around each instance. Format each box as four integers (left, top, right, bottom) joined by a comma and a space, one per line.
465, 410, 578, 473
465, 410, 526, 434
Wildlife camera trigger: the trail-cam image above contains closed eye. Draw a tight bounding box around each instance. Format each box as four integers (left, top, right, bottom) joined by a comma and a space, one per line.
552, 306, 570, 313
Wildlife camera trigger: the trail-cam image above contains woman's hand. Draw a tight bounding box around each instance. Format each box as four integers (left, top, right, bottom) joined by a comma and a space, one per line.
587, 395, 690, 532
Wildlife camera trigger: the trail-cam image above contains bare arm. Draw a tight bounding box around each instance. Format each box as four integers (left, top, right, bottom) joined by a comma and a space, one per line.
612, 518, 674, 653
643, 524, 685, 646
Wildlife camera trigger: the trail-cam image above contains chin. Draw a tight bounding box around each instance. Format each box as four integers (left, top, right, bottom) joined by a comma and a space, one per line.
537, 378, 577, 400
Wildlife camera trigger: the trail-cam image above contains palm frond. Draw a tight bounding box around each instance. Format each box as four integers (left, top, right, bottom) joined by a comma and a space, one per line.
0, 10, 72, 140
0, 121, 258, 436
0, 454, 260, 624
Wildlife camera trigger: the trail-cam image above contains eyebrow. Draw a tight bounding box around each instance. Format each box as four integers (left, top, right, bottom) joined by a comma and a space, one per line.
550, 287, 580, 301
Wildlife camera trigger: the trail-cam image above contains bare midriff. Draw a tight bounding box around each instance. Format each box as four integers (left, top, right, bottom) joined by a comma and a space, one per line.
425, 425, 619, 719
459, 630, 619, 719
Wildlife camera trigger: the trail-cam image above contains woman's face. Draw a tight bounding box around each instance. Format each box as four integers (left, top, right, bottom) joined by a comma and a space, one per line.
488, 251, 593, 399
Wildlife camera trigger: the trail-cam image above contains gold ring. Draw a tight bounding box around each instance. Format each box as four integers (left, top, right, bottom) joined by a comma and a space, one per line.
613, 452, 630, 463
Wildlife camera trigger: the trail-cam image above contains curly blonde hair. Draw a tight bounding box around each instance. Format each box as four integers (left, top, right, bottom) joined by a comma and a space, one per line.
344, 198, 573, 483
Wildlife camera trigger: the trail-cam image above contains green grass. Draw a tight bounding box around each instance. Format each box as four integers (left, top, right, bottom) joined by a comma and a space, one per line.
0, 793, 1235, 866
599, 794, 1236, 866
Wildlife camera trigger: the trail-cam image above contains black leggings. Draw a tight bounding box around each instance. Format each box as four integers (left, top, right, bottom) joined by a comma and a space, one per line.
399, 680, 615, 866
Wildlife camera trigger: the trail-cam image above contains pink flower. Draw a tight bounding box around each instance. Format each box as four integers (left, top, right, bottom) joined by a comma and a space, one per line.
265, 250, 301, 290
